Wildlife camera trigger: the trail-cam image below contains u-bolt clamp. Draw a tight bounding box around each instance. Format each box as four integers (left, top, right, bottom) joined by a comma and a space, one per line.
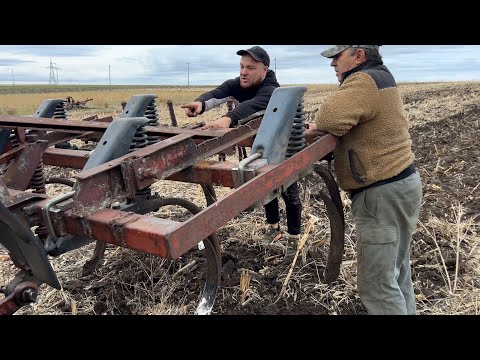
237, 152, 263, 186
42, 191, 75, 242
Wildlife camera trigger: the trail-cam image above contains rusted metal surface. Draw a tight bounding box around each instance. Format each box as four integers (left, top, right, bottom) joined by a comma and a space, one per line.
81, 115, 113, 123
40, 131, 90, 145
0, 143, 29, 164
0, 188, 46, 209
37, 134, 339, 259
164, 134, 339, 258
40, 126, 322, 181
65, 96, 93, 110
0, 281, 39, 315
61, 208, 177, 257
1, 98, 345, 315
3, 141, 48, 190
10, 134, 338, 260
168, 160, 238, 187
0, 115, 232, 140
71, 118, 261, 216
167, 100, 178, 127
0, 116, 110, 133
43, 148, 90, 169
43, 150, 244, 188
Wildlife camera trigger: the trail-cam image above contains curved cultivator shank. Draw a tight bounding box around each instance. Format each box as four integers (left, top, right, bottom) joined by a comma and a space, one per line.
312, 164, 345, 283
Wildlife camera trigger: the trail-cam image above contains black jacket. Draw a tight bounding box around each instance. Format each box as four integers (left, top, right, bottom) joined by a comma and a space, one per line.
195, 70, 280, 127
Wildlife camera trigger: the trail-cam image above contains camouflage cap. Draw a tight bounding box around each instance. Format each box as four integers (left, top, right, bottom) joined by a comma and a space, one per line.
321, 45, 380, 58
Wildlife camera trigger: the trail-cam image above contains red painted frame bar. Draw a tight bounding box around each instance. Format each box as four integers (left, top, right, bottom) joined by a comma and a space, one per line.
57, 134, 338, 259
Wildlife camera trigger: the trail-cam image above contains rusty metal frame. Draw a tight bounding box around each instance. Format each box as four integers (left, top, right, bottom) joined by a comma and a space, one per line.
0, 110, 343, 315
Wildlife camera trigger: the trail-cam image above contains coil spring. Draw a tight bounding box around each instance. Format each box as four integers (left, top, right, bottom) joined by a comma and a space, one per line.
130, 98, 159, 196
130, 125, 150, 196
32, 159, 49, 240
27, 134, 49, 239
52, 102, 67, 119
30, 160, 46, 194
145, 99, 159, 126
53, 101, 75, 149
285, 98, 307, 158
129, 126, 148, 152
9, 130, 19, 148
145, 99, 161, 145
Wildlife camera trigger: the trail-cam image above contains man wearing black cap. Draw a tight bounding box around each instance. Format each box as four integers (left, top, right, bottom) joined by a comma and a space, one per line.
182, 46, 303, 245
311, 45, 423, 315
182, 46, 275, 129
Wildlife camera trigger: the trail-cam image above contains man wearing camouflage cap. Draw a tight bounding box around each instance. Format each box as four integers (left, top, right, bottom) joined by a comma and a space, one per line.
311, 45, 423, 315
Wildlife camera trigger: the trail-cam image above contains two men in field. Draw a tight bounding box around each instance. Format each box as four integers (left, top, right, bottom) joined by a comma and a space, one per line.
183, 45, 423, 315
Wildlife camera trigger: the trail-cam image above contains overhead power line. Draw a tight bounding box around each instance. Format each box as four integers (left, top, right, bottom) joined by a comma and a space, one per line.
45, 58, 60, 85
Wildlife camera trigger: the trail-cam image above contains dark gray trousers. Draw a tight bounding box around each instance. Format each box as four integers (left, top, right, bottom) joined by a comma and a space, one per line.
351, 171, 422, 315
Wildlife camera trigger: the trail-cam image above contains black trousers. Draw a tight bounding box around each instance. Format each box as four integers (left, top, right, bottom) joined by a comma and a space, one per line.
264, 182, 302, 235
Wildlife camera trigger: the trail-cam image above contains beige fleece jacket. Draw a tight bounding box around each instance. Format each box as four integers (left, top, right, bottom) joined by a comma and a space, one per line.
315, 71, 415, 191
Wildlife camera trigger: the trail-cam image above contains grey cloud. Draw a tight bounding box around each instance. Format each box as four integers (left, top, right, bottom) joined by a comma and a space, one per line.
0, 59, 35, 66
1, 45, 480, 85
0, 45, 103, 57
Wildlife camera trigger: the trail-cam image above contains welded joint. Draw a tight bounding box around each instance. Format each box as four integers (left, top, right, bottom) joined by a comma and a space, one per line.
80, 217, 94, 240
109, 211, 142, 248
120, 159, 144, 200
137, 167, 158, 180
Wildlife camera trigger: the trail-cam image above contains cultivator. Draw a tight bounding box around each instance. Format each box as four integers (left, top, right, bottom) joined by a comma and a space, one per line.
0, 86, 344, 315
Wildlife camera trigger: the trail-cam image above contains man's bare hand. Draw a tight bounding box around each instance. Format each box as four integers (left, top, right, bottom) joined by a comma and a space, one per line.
181, 102, 203, 117
202, 117, 232, 130
307, 122, 317, 130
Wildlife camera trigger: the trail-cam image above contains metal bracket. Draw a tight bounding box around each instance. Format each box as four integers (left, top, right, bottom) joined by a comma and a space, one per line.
251, 86, 307, 164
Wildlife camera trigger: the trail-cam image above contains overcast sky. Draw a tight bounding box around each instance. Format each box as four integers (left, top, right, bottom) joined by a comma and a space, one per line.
0, 45, 479, 86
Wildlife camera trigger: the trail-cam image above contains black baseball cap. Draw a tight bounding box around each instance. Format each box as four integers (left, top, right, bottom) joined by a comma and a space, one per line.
237, 46, 270, 67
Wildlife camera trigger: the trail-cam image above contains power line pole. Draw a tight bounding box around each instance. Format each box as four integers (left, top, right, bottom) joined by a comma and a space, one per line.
186, 62, 190, 87
11, 68, 14, 86
54, 64, 60, 84
109, 64, 111, 86
274, 57, 277, 73
46, 58, 55, 85
46, 58, 60, 85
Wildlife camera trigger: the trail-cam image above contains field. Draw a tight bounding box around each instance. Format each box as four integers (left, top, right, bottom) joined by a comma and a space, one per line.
1, 82, 479, 315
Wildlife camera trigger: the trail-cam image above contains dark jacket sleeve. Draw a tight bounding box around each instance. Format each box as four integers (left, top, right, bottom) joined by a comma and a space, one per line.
196, 79, 276, 127
195, 79, 237, 114
226, 85, 276, 126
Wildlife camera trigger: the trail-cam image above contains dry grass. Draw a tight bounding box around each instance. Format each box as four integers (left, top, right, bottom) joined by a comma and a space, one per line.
0, 88, 211, 118
415, 204, 479, 314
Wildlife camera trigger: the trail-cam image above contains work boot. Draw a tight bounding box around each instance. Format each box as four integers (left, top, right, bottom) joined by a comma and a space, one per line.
55, 141, 78, 150
263, 226, 282, 244
285, 234, 300, 251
